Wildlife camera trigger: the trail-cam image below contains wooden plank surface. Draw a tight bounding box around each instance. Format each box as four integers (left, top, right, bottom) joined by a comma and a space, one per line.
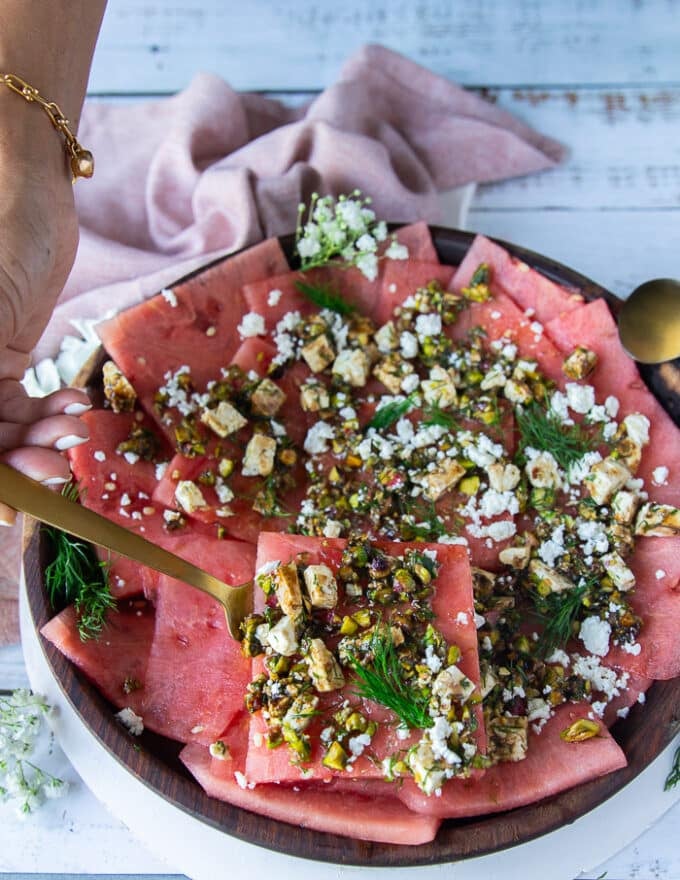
90, 0, 680, 93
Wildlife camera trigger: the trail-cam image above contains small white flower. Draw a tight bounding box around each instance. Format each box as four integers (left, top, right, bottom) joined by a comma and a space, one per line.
385, 240, 409, 260
297, 236, 322, 259
355, 252, 379, 281
337, 199, 366, 231
356, 232, 378, 253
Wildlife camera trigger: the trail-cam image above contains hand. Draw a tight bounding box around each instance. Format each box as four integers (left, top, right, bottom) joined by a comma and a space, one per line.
0, 121, 91, 525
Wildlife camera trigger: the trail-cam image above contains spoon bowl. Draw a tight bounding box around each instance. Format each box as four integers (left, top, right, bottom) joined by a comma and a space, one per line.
618, 278, 680, 364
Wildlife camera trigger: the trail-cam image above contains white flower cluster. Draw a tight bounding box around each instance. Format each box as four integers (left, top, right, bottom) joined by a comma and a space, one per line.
0, 689, 67, 818
295, 191, 407, 280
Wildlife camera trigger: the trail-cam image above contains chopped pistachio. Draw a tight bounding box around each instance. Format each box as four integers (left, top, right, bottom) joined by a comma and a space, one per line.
560, 718, 600, 742
103, 360, 137, 413
562, 346, 598, 380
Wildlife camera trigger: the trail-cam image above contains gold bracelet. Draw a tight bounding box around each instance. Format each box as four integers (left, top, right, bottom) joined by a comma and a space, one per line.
0, 72, 94, 183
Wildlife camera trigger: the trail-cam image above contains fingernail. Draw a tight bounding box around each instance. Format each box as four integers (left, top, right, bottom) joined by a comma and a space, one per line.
42, 476, 70, 486
55, 434, 88, 451
0, 518, 15, 527
63, 402, 92, 416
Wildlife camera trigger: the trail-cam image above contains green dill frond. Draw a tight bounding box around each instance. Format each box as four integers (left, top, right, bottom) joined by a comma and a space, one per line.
348, 625, 433, 730
295, 280, 355, 316
422, 403, 459, 430
368, 394, 417, 431
43, 482, 115, 641
665, 744, 680, 791
531, 583, 589, 657
516, 402, 595, 471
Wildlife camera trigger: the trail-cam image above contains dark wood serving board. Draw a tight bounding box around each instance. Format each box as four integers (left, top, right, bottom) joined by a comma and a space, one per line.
22, 227, 680, 868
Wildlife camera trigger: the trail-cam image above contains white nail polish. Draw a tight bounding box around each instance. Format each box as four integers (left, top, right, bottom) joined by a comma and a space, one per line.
0, 518, 14, 527
42, 476, 70, 486
55, 434, 88, 451
63, 402, 92, 416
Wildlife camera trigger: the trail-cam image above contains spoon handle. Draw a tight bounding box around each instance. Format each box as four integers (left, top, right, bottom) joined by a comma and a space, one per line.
0, 463, 251, 638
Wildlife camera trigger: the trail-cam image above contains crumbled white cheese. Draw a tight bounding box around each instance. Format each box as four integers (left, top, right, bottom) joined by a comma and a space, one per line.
116, 707, 144, 736
323, 520, 343, 538
655, 569, 666, 580
267, 288, 283, 307
415, 313, 442, 340
565, 382, 595, 415
161, 288, 178, 308
623, 413, 650, 446
579, 617, 612, 657
400, 331, 419, 359
304, 422, 336, 455
237, 311, 266, 338
652, 465, 669, 486
94, 450, 106, 462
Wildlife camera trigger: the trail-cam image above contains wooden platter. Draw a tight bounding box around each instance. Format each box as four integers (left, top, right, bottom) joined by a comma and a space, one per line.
22, 227, 680, 868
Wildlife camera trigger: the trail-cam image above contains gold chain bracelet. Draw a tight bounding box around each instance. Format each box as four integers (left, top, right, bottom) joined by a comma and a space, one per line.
0, 72, 94, 183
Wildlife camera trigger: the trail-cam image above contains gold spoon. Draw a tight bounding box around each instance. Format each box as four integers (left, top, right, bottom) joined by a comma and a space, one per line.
0, 463, 252, 639
618, 278, 680, 364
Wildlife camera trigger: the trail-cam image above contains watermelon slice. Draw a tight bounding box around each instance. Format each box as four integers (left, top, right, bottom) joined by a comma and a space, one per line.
245, 533, 484, 785
602, 536, 680, 679
141, 536, 255, 744
451, 234, 583, 325
395, 702, 627, 818
40, 602, 154, 715
97, 238, 289, 432
374, 259, 454, 325
447, 288, 566, 387
546, 297, 680, 506
180, 741, 441, 845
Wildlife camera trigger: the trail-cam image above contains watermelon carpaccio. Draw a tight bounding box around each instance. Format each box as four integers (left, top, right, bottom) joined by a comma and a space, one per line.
40, 222, 680, 844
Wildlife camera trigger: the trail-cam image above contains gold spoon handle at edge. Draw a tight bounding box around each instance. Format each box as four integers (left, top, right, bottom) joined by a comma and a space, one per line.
0, 463, 252, 638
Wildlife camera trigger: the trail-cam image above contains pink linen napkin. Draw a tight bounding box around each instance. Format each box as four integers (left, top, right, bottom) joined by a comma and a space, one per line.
0, 44, 563, 645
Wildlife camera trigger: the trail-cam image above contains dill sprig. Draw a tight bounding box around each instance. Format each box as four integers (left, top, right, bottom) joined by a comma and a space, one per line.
368, 393, 417, 431
295, 280, 355, 316
665, 743, 680, 791
531, 583, 588, 657
516, 402, 594, 471
348, 625, 433, 730
43, 482, 116, 641
422, 402, 459, 431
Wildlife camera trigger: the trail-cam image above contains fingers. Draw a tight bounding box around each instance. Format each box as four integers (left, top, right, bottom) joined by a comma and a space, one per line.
0, 413, 90, 453
0, 447, 72, 526
0, 380, 91, 424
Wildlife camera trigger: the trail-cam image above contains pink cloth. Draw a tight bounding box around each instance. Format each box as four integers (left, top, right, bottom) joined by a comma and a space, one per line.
3, 45, 563, 645
36, 43, 563, 359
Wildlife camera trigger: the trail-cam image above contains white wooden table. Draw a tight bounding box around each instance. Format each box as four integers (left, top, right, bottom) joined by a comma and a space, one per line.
2, 1, 679, 877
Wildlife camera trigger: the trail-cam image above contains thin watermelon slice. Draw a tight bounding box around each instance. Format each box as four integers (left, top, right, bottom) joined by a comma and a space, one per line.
447, 288, 566, 387
97, 238, 289, 433
180, 741, 441, 845
602, 536, 680, 679
40, 601, 154, 715
141, 537, 255, 744
451, 234, 583, 325
395, 702, 627, 818
245, 533, 484, 785
373, 259, 454, 325
546, 297, 680, 506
